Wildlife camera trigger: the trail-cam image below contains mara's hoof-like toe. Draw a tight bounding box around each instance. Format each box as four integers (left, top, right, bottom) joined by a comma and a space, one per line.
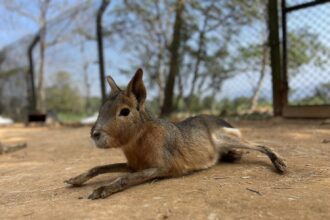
258, 145, 287, 174
64, 177, 84, 187
273, 157, 287, 174
88, 186, 112, 200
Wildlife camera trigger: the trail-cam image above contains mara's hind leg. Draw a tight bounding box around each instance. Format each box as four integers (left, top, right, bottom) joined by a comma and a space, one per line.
220, 149, 243, 163
258, 145, 287, 173
218, 137, 287, 173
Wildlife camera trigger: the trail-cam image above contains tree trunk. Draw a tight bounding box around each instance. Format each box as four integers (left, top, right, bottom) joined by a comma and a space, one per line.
83, 61, 91, 113
79, 41, 91, 113
155, 46, 165, 113
197, 73, 207, 94
189, 34, 204, 96
210, 89, 217, 114
175, 71, 184, 108
35, 0, 51, 113
187, 23, 206, 110
160, 0, 184, 117
36, 17, 47, 113
186, 0, 213, 110
27, 34, 40, 113
249, 44, 268, 113
96, 0, 110, 103
188, 4, 211, 99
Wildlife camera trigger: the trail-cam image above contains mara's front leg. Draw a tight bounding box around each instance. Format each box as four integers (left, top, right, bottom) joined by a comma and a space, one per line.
65, 163, 129, 186
88, 168, 168, 200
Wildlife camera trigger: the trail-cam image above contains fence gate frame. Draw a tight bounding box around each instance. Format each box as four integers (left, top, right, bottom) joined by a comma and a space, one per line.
270, 0, 330, 118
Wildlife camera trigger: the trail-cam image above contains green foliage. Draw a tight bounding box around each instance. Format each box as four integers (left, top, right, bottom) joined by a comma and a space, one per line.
320, 82, 330, 94
55, 97, 101, 123
45, 71, 84, 114
238, 44, 268, 70
219, 97, 272, 115
296, 95, 328, 106
0, 67, 27, 79
239, 28, 329, 74
168, 94, 272, 117
202, 95, 214, 110
220, 97, 250, 113
293, 82, 330, 106
87, 97, 102, 114
186, 95, 203, 112
287, 29, 329, 72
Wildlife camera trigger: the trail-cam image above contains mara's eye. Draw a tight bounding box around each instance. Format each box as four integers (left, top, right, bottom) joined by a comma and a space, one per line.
119, 108, 130, 116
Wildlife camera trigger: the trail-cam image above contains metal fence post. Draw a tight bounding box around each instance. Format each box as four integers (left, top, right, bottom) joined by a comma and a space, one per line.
268, 0, 283, 116
96, 0, 110, 103
27, 34, 40, 114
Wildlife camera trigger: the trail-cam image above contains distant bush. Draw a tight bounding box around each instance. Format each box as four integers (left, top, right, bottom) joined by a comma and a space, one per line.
45, 71, 102, 123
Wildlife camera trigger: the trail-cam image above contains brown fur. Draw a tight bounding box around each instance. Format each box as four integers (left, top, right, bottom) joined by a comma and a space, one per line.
65, 69, 287, 199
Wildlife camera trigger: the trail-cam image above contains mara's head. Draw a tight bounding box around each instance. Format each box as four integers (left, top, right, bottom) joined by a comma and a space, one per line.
91, 69, 147, 149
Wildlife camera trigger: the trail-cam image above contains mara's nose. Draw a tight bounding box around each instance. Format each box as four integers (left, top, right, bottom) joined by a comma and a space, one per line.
91, 130, 101, 140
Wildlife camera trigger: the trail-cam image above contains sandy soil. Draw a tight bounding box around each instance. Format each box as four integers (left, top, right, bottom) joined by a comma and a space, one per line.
0, 119, 330, 220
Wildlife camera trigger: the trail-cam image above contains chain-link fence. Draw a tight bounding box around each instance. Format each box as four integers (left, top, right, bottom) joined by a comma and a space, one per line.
105, 1, 275, 117
0, 34, 32, 121
0, 1, 101, 122
1, 0, 328, 122
217, 2, 272, 116
0, 0, 275, 122
284, 0, 330, 106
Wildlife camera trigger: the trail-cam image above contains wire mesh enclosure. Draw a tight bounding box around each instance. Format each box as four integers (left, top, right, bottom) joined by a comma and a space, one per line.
0, 0, 329, 122
0, 0, 276, 122
0, 35, 31, 121
281, 0, 330, 117
285, 0, 330, 106
0, 1, 101, 122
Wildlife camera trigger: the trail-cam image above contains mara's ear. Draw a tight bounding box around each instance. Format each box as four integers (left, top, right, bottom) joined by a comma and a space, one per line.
126, 68, 146, 110
106, 75, 121, 93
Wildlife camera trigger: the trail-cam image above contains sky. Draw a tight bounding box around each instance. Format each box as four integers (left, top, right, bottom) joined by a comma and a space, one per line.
0, 0, 329, 105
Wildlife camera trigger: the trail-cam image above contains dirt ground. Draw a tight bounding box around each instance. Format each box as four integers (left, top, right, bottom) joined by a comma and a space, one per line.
0, 119, 330, 220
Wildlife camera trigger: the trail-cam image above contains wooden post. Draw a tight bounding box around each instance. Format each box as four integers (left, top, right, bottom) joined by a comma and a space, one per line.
268, 0, 283, 116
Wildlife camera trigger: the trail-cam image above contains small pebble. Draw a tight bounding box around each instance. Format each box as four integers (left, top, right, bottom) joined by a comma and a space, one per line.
241, 176, 251, 179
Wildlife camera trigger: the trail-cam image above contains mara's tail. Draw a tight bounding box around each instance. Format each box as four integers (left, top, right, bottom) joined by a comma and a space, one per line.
218, 136, 287, 173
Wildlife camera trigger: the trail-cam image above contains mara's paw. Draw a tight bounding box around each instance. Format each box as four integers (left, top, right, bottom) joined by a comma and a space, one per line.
64, 176, 86, 187
273, 157, 287, 174
88, 186, 113, 200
